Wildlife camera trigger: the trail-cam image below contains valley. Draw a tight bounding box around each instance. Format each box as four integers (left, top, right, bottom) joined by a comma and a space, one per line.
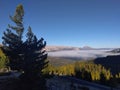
46, 46, 120, 61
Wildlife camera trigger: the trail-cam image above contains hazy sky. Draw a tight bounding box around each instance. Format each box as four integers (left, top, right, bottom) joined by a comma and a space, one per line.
0, 0, 120, 48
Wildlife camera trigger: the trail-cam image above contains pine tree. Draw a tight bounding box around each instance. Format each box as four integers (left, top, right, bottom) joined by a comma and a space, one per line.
1, 4, 48, 81
1, 4, 24, 71
21, 26, 48, 79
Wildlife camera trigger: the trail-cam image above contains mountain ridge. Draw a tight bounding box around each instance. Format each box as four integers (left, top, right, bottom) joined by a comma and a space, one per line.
46, 45, 114, 52
46, 45, 80, 52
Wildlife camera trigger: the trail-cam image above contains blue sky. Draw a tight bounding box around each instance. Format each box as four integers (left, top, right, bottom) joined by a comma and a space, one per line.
0, 0, 120, 48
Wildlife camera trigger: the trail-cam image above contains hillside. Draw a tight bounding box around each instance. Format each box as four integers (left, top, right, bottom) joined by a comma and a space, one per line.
94, 55, 120, 74
47, 56, 75, 66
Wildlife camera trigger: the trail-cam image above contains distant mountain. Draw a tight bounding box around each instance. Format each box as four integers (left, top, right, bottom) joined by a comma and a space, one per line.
109, 48, 120, 53
80, 46, 94, 50
80, 46, 113, 50
46, 45, 112, 52
46, 45, 80, 52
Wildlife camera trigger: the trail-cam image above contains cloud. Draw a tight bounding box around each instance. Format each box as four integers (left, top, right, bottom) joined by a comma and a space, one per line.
48, 50, 120, 60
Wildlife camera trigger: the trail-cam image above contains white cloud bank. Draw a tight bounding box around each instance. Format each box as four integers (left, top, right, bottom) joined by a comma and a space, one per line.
48, 49, 120, 60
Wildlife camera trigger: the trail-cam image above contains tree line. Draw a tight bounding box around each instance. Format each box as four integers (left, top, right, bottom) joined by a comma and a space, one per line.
43, 61, 120, 87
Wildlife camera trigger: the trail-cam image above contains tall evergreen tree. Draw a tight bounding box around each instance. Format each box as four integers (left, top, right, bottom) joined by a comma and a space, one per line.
21, 26, 48, 79
1, 4, 48, 81
1, 4, 24, 70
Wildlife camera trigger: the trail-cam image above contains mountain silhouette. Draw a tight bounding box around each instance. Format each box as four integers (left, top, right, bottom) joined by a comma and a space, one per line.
94, 55, 120, 74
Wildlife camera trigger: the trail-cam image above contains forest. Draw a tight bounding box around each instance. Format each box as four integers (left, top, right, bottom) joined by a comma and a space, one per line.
43, 58, 120, 87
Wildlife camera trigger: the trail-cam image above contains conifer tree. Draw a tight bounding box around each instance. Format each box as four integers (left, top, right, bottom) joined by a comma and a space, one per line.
1, 4, 24, 70
1, 4, 48, 81
21, 26, 48, 79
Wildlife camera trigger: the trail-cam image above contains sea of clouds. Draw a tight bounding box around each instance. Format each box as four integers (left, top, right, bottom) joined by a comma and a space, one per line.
48, 49, 120, 60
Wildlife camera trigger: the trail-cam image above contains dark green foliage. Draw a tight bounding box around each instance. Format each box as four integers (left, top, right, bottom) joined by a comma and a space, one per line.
20, 26, 48, 79
2, 4, 24, 71
1, 4, 48, 81
1, 4, 48, 90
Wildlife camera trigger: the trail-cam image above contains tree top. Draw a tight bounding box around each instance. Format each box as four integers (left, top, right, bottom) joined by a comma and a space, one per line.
15, 4, 24, 17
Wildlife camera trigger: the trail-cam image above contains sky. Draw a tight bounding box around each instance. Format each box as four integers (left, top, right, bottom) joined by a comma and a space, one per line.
0, 0, 120, 48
